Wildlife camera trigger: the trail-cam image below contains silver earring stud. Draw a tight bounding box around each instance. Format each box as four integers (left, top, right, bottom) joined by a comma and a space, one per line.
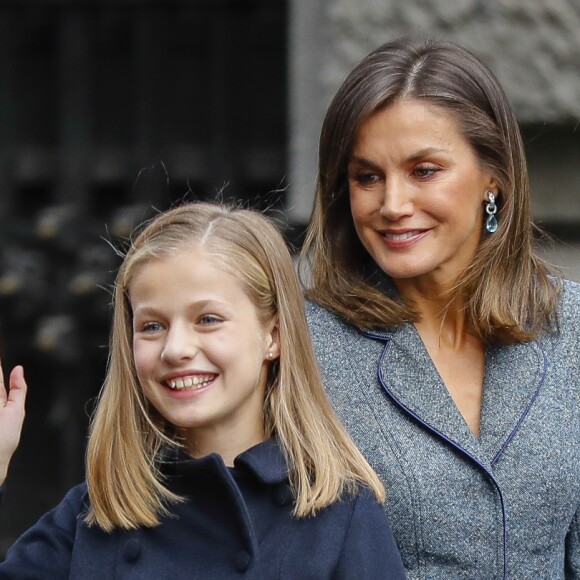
485, 191, 498, 233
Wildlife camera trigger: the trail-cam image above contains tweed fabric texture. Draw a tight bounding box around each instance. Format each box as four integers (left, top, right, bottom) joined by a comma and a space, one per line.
306, 279, 580, 580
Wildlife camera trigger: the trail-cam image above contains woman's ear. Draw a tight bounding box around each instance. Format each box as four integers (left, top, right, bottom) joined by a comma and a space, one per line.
485, 177, 500, 201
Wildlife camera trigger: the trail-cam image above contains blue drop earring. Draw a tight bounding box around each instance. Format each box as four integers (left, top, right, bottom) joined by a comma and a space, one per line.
485, 191, 498, 233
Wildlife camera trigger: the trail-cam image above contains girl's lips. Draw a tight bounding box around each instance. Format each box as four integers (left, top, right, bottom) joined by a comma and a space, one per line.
161, 376, 218, 399
160, 372, 219, 397
165, 374, 217, 390
380, 229, 430, 248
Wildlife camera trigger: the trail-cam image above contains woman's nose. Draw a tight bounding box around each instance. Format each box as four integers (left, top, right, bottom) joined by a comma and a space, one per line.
379, 178, 413, 220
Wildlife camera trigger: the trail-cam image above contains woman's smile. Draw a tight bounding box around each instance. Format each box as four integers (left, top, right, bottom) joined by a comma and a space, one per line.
349, 99, 497, 287
380, 228, 431, 249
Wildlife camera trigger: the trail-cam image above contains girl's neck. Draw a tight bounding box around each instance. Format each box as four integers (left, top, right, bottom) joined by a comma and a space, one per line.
181, 424, 267, 467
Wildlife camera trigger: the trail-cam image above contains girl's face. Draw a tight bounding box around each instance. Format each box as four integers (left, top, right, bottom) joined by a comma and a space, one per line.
129, 247, 279, 456
348, 99, 497, 290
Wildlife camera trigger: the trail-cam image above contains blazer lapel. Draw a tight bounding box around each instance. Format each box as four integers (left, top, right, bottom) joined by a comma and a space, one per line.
371, 324, 484, 464
369, 324, 547, 468
479, 340, 547, 466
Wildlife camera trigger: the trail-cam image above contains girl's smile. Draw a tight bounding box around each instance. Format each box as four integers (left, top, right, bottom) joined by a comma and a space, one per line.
163, 372, 217, 392
129, 247, 279, 458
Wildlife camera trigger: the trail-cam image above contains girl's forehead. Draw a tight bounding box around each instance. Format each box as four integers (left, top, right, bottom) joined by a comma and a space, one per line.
128, 247, 255, 299
129, 244, 208, 276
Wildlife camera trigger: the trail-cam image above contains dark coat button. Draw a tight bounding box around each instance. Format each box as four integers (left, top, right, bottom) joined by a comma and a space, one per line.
234, 550, 251, 573
122, 539, 141, 563
272, 483, 293, 507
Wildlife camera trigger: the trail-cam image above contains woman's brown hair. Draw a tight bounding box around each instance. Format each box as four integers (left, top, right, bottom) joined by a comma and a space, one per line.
301, 36, 560, 343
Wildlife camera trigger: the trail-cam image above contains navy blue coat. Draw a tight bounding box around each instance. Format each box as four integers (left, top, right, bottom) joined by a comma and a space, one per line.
0, 438, 406, 579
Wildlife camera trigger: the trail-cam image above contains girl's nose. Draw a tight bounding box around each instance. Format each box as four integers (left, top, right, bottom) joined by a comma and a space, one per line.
160, 325, 198, 363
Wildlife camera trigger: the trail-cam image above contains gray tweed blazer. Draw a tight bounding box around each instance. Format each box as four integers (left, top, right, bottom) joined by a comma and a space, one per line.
306, 279, 580, 580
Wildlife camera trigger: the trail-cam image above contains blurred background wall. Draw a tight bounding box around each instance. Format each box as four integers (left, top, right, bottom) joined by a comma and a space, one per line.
0, 0, 288, 553
0, 0, 578, 553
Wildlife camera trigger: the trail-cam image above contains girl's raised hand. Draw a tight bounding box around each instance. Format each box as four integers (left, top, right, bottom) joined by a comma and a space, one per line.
0, 363, 27, 486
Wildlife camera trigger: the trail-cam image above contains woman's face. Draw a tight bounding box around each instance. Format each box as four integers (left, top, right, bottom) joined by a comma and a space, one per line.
348, 99, 497, 289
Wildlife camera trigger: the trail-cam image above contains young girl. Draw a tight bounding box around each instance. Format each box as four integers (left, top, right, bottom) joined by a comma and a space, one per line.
0, 202, 405, 579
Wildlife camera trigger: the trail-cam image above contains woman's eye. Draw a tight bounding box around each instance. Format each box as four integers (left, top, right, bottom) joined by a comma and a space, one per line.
351, 171, 380, 185
413, 165, 439, 178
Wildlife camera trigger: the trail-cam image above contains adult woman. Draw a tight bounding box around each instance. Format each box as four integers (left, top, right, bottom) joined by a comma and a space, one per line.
0, 202, 405, 578
302, 37, 580, 578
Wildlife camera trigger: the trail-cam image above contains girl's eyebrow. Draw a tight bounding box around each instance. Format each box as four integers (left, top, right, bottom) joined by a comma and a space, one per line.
132, 298, 233, 317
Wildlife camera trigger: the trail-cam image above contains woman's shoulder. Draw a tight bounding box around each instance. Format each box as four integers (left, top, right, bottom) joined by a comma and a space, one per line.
304, 300, 365, 357
557, 278, 580, 325
538, 278, 580, 353
305, 299, 339, 322
560, 278, 580, 304
305, 299, 356, 333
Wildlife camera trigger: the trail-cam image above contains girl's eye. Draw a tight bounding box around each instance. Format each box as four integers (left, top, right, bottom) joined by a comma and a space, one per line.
413, 164, 439, 178
198, 315, 222, 326
141, 321, 163, 332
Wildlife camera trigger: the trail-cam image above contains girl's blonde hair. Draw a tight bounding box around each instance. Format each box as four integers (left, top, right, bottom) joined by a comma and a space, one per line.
301, 37, 560, 343
85, 202, 384, 531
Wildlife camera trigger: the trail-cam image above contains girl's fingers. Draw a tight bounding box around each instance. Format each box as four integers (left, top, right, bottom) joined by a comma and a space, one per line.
0, 359, 5, 404
8, 366, 27, 407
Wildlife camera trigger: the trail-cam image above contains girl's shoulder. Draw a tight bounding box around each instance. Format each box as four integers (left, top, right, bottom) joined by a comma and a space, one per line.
329, 486, 406, 578
0, 483, 89, 577
35, 482, 89, 530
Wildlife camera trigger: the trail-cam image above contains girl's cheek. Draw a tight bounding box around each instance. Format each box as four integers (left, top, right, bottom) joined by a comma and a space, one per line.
133, 344, 152, 374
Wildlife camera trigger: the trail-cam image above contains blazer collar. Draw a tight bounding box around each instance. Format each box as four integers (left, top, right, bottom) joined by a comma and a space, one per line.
367, 323, 547, 467
479, 340, 547, 465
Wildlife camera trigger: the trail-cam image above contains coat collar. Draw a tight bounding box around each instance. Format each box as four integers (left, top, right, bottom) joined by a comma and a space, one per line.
233, 437, 288, 484
365, 323, 547, 467
161, 437, 288, 485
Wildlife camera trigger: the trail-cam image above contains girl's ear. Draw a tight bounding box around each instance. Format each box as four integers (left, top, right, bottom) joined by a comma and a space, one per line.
265, 321, 280, 361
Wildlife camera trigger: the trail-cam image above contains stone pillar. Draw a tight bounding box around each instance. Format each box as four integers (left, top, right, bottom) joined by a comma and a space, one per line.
287, 0, 329, 224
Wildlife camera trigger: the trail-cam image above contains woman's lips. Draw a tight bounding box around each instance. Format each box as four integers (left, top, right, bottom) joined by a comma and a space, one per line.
380, 229, 430, 248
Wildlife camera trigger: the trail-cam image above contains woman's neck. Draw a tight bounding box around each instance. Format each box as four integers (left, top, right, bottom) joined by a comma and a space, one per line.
394, 276, 471, 347
395, 276, 486, 437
